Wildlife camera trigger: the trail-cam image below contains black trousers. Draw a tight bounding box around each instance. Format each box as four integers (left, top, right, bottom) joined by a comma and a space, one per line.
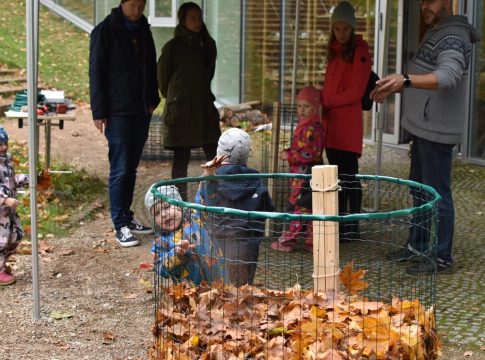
171, 144, 217, 201
325, 148, 362, 240
325, 148, 362, 215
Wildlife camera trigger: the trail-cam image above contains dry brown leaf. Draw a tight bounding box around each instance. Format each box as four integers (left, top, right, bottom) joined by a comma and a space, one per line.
16, 243, 32, 255
54, 214, 69, 222
39, 241, 54, 254
37, 170, 52, 191
102, 331, 116, 344
124, 293, 138, 300
339, 262, 369, 295
151, 281, 440, 360
139, 278, 153, 293
59, 249, 75, 256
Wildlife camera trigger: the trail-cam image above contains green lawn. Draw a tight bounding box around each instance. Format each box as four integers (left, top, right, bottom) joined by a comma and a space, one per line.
0, 0, 90, 102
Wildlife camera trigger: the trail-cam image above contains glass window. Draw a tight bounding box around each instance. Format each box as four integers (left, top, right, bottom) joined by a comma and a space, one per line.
57, 0, 95, 23
149, 0, 177, 27
241, 0, 376, 137
205, 0, 240, 105
470, 1, 485, 160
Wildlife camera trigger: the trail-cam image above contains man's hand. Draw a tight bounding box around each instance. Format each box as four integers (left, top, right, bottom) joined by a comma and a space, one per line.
371, 74, 405, 103
93, 118, 107, 133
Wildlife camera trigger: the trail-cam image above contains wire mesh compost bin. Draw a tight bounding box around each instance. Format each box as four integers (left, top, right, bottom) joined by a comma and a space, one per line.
148, 166, 441, 360
141, 115, 207, 161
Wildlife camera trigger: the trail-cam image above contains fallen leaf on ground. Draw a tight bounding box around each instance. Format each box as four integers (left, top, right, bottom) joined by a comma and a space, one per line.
59, 249, 75, 256
16, 244, 32, 255
140, 262, 154, 271
54, 214, 69, 222
49, 310, 74, 320
140, 278, 153, 293
102, 331, 116, 344
40, 241, 54, 254
464, 351, 474, 357
124, 293, 138, 300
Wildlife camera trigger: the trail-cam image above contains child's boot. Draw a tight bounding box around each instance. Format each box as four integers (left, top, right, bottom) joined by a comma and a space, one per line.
271, 225, 299, 252
0, 271, 16, 286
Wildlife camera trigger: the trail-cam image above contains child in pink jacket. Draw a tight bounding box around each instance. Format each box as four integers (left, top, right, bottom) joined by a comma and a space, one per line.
0, 128, 28, 286
271, 86, 326, 252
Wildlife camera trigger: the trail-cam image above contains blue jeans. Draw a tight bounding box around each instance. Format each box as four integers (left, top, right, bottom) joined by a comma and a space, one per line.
408, 136, 454, 264
105, 115, 150, 230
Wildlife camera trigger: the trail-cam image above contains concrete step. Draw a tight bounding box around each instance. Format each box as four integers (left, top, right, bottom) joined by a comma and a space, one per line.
0, 68, 18, 76
0, 85, 26, 98
0, 77, 26, 84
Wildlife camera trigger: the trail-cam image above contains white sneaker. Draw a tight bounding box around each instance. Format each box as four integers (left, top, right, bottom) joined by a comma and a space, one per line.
115, 226, 139, 247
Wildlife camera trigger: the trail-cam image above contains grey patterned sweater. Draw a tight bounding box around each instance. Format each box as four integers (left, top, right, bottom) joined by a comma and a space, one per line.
402, 15, 479, 145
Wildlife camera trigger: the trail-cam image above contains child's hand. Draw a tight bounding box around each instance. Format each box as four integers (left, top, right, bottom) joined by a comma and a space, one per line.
175, 239, 196, 257
201, 154, 229, 169
280, 150, 288, 160
201, 154, 230, 175
4, 198, 19, 209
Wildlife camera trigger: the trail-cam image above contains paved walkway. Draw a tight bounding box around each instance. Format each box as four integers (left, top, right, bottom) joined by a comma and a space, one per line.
133, 142, 485, 349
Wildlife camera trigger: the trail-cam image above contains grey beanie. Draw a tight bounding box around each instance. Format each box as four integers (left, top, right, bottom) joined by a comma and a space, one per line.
331, 1, 356, 29
144, 184, 182, 212
216, 128, 251, 165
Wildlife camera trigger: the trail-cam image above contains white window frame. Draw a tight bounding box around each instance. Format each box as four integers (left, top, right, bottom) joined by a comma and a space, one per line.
149, 0, 178, 27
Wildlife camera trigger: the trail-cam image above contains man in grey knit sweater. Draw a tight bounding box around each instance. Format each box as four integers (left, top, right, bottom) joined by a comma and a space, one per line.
371, 0, 479, 275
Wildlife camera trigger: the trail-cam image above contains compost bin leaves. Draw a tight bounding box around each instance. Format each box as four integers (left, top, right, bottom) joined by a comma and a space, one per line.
149, 274, 440, 360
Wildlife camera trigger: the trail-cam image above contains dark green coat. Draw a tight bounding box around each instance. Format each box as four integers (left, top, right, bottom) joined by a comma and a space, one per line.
158, 25, 221, 148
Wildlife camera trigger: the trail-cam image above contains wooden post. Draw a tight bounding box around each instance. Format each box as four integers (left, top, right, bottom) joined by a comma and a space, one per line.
312, 165, 339, 293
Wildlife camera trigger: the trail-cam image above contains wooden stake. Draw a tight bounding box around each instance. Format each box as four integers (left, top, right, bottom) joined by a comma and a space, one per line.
312, 165, 340, 293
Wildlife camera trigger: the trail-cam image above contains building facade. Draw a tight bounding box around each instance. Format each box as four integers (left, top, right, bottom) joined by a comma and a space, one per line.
40, 0, 485, 164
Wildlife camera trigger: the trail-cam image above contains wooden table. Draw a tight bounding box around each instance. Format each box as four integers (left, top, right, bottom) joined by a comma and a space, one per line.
4, 110, 76, 169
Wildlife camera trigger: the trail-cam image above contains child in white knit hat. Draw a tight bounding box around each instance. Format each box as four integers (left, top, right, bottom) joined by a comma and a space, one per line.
145, 184, 225, 285
197, 128, 274, 286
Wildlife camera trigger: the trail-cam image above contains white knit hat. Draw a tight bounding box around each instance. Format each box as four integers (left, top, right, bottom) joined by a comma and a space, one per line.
216, 128, 252, 165
331, 1, 357, 29
144, 184, 182, 212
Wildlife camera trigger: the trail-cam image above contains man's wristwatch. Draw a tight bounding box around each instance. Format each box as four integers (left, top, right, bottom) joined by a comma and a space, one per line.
403, 74, 411, 88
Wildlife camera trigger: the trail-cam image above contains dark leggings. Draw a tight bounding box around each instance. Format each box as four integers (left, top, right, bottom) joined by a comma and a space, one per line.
171, 144, 217, 200
325, 148, 362, 215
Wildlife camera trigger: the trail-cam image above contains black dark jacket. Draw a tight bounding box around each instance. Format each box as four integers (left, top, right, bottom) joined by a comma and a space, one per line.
89, 6, 160, 119
199, 164, 274, 242
157, 25, 220, 148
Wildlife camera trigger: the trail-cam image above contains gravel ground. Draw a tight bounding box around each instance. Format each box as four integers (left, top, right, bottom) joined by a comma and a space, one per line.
0, 105, 483, 359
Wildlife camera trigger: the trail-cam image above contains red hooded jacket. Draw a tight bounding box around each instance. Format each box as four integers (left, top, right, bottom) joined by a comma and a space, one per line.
322, 35, 371, 155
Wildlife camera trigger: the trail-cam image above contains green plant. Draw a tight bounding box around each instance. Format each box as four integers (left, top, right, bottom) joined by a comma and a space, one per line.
10, 140, 106, 238
0, 0, 90, 102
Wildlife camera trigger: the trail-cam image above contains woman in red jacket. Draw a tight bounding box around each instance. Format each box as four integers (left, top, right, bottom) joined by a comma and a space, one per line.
322, 1, 371, 241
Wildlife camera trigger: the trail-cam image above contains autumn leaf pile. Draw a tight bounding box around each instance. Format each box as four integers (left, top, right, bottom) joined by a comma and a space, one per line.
149, 264, 440, 360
